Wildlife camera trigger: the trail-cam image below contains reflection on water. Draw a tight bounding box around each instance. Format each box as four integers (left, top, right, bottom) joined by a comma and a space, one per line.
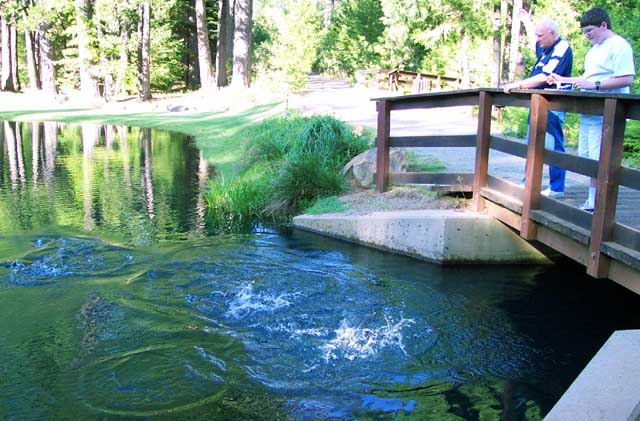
1, 121, 640, 420
0, 121, 210, 243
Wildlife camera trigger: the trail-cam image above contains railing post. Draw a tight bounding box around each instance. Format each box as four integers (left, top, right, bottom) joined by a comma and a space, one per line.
520, 93, 548, 240
376, 100, 391, 193
472, 90, 493, 211
587, 98, 627, 278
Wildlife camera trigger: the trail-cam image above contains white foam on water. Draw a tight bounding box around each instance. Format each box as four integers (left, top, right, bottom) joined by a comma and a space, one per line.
225, 282, 299, 319
321, 316, 416, 362
267, 323, 328, 339
194, 346, 227, 372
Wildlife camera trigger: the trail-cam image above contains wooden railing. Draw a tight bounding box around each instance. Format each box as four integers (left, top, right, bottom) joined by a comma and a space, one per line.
373, 88, 640, 292
387, 69, 463, 93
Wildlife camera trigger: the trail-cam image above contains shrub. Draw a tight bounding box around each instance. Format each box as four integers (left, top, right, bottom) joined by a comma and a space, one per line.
265, 153, 346, 218
205, 114, 373, 228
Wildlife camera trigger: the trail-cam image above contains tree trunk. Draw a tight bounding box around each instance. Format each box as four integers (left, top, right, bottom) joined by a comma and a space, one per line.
185, 3, 199, 89
500, 0, 509, 84
508, 0, 522, 80
10, 21, 20, 91
491, 1, 502, 87
75, 0, 100, 97
22, 11, 40, 90
97, 26, 113, 100
117, 17, 130, 96
225, 0, 234, 67
1, 17, 16, 92
195, 0, 214, 88
231, 0, 252, 88
37, 21, 57, 95
215, 0, 232, 87
323, 0, 334, 28
137, 0, 152, 101
460, 32, 471, 89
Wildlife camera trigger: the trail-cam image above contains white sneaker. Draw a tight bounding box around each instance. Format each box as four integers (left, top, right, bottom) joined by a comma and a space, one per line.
579, 201, 594, 212
541, 188, 564, 198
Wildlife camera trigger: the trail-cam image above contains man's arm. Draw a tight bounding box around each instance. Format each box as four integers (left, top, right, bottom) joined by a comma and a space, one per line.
546, 74, 633, 90
503, 73, 548, 93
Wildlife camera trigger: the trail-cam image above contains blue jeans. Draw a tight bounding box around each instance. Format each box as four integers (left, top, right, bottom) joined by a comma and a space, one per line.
526, 111, 566, 192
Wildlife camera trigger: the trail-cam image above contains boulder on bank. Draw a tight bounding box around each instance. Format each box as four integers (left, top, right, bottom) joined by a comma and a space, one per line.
341, 148, 408, 189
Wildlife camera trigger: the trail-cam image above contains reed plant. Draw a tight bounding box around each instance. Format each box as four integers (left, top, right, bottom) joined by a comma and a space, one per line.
204, 167, 272, 231
204, 113, 372, 228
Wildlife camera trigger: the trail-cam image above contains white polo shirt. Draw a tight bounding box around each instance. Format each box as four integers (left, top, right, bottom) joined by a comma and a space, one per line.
583, 34, 635, 93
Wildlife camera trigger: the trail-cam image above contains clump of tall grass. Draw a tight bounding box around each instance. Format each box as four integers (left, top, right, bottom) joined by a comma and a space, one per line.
203, 113, 372, 229
255, 114, 371, 217
204, 168, 271, 232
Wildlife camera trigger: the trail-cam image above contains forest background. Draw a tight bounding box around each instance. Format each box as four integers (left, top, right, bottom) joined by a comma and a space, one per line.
1, 0, 638, 99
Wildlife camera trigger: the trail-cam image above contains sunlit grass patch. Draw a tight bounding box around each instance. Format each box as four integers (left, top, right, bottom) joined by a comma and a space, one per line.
304, 196, 350, 215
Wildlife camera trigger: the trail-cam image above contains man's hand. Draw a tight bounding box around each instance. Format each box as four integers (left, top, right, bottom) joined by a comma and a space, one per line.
546, 73, 562, 85
503, 81, 522, 94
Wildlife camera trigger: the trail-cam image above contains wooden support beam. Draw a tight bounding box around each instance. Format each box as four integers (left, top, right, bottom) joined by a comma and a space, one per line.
472, 91, 493, 211
375, 100, 391, 193
520, 93, 548, 240
587, 98, 627, 278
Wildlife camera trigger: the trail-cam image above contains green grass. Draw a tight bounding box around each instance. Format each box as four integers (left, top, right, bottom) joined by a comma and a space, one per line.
406, 151, 447, 172
304, 196, 350, 214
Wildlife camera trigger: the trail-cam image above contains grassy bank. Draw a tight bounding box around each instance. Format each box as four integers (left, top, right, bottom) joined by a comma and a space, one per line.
205, 114, 372, 231
0, 95, 282, 177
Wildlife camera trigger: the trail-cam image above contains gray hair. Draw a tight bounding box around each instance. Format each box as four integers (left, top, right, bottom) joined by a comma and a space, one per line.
538, 17, 560, 35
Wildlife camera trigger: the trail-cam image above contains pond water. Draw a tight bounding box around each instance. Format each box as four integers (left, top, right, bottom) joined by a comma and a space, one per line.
1, 121, 639, 420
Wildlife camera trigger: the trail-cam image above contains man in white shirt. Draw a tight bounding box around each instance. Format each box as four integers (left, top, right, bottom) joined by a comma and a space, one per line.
548, 7, 635, 211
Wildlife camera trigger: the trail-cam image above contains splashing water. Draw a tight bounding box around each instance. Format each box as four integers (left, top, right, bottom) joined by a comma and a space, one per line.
321, 317, 418, 362
225, 281, 300, 319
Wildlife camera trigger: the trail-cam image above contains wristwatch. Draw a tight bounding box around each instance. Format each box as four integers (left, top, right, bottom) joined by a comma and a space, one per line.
595, 81, 601, 90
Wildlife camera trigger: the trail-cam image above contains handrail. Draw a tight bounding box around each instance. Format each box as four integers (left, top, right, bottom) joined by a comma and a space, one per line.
373, 88, 640, 290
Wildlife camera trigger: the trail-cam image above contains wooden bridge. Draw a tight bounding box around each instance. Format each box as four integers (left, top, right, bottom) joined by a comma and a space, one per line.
373, 88, 640, 295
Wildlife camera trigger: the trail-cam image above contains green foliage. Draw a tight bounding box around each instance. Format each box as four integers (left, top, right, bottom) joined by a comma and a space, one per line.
266, 153, 345, 217
253, 0, 323, 92
149, 0, 186, 91
242, 114, 308, 164
499, 107, 529, 139
624, 120, 640, 167
204, 169, 271, 232
316, 0, 384, 77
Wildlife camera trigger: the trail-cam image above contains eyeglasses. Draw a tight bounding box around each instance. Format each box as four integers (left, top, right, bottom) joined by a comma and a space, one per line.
581, 26, 597, 35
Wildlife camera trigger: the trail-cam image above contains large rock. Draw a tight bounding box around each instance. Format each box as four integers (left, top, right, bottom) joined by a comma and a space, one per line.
341, 148, 408, 189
